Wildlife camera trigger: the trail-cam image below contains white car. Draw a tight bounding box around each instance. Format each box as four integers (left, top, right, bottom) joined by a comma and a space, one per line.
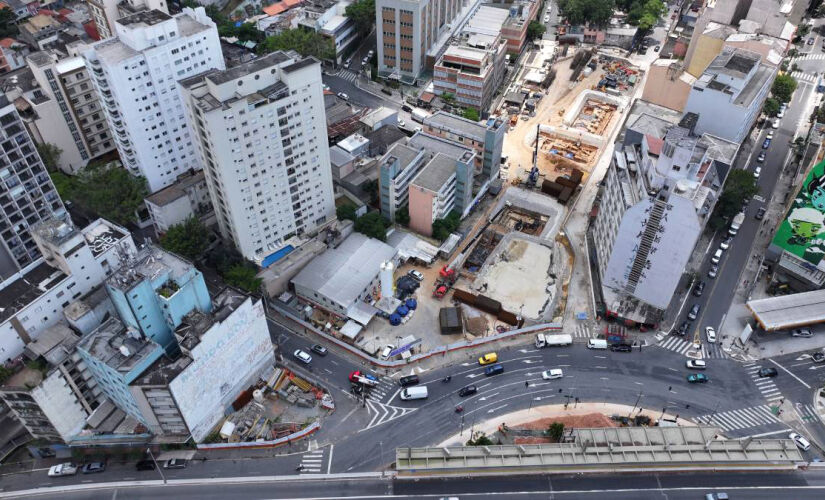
294, 349, 312, 364
48, 463, 78, 477
789, 432, 811, 451
686, 359, 707, 370
380, 345, 394, 360
772, 119, 780, 129
544, 15, 550, 23
337, 92, 349, 101
408, 269, 424, 281
705, 326, 717, 343
754, 166, 761, 179
777, 109, 785, 119
541, 368, 563, 380
398, 119, 406, 128
766, 130, 774, 139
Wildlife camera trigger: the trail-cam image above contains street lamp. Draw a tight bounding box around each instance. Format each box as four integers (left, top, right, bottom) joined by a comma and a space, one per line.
146, 448, 166, 484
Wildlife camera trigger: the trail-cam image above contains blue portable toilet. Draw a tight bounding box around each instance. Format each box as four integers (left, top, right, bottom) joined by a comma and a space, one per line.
405, 298, 417, 310
396, 305, 409, 317
389, 313, 401, 325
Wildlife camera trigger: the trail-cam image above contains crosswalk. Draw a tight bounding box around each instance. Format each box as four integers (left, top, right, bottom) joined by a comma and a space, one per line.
656, 335, 726, 358
335, 69, 359, 83
366, 376, 397, 403
794, 53, 825, 62
791, 71, 818, 84
744, 363, 783, 403
297, 443, 327, 475
693, 405, 783, 434
573, 323, 592, 338
795, 402, 820, 424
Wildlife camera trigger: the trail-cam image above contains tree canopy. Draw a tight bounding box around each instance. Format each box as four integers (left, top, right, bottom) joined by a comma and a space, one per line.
771, 73, 797, 103
558, 0, 615, 27
625, 0, 667, 31
432, 211, 461, 242
345, 0, 375, 34
462, 107, 480, 122
763, 97, 780, 117
527, 20, 546, 40
0, 8, 18, 39
336, 203, 358, 221
223, 264, 262, 293
37, 143, 62, 171
710, 169, 758, 229
258, 28, 335, 60
354, 211, 389, 241
160, 217, 210, 260
51, 163, 148, 225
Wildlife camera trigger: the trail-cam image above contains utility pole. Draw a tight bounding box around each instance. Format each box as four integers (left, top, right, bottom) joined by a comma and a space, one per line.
146, 448, 166, 485
628, 390, 643, 418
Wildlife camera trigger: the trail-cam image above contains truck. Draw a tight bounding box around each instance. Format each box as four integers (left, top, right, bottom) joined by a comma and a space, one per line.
535, 333, 573, 348
411, 108, 431, 123
728, 212, 745, 236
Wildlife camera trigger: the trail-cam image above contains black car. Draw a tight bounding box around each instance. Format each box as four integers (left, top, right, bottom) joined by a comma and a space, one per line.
399, 375, 419, 387
401, 105, 412, 112
677, 321, 690, 336
458, 385, 478, 397
755, 207, 766, 220
136, 460, 156, 471
812, 352, 825, 363
687, 304, 700, 321
81, 462, 106, 474
610, 343, 632, 352
758, 367, 778, 378
692, 281, 705, 297
310, 344, 328, 356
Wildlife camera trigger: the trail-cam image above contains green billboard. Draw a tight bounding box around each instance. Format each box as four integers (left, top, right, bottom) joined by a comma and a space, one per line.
773, 159, 825, 267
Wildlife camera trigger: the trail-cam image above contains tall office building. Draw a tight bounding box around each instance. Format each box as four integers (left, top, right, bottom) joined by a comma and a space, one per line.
0, 96, 64, 277
84, 7, 224, 193
179, 52, 335, 263
86, 0, 170, 40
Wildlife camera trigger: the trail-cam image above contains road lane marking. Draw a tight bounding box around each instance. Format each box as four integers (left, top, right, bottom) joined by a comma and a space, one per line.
769, 359, 811, 389
327, 444, 333, 474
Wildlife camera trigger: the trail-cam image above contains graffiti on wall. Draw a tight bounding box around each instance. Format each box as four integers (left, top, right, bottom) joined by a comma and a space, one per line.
773, 159, 825, 270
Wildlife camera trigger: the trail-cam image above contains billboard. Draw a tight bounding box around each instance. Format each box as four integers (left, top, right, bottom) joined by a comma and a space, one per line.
773, 159, 825, 270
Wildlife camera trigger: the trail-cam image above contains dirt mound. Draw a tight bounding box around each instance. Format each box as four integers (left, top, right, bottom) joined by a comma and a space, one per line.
515, 412, 617, 430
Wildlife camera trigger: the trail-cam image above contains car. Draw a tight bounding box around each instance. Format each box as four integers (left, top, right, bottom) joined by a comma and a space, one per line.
399, 374, 420, 386
758, 367, 778, 378
408, 269, 424, 281
762, 137, 771, 149
362, 57, 369, 65
484, 363, 504, 376
544, 15, 550, 22
48, 463, 78, 477
402, 104, 412, 112
686, 359, 707, 370
708, 264, 718, 279
687, 373, 708, 383
414, 126, 422, 132
336, 92, 349, 101
542, 368, 564, 380
812, 352, 825, 363
478, 352, 498, 365
380, 345, 394, 359
610, 343, 632, 352
293, 349, 312, 364
687, 304, 700, 321
692, 281, 705, 297
367, 49, 374, 57
458, 385, 478, 397
789, 432, 811, 450
808, 37, 815, 45
772, 119, 780, 129
398, 119, 406, 128
310, 344, 328, 356
164, 459, 187, 469
677, 321, 690, 336
777, 109, 785, 119
791, 328, 813, 338
766, 130, 774, 139
720, 238, 731, 250
705, 326, 717, 343
654, 45, 660, 52
754, 207, 766, 220
136, 460, 156, 471
754, 166, 761, 179
344, 59, 351, 68
81, 462, 106, 474
705, 494, 730, 500
756, 151, 766, 162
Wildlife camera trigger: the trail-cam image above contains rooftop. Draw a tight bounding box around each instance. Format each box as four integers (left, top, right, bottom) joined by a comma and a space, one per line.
408, 132, 474, 161
131, 353, 191, 386
329, 145, 355, 168
107, 246, 193, 292
424, 111, 486, 142
0, 261, 67, 324
174, 288, 247, 351
23, 322, 80, 366
117, 9, 172, 28
204, 51, 292, 86
77, 317, 162, 374
747, 289, 825, 331
292, 233, 397, 310
145, 170, 206, 207
412, 153, 458, 192
338, 133, 369, 153
360, 106, 396, 129
382, 143, 423, 177
463, 5, 510, 36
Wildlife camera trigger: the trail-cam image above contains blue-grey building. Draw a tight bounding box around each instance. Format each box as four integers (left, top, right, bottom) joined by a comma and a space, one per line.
422, 111, 506, 184
105, 246, 212, 354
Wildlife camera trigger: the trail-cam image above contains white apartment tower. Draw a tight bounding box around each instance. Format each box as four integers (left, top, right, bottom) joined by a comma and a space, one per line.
179, 52, 335, 263
86, 0, 170, 40
83, 8, 224, 193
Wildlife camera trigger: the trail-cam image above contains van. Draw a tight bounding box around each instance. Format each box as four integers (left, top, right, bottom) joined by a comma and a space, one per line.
399, 375, 420, 387
688, 304, 701, 321
399, 386, 428, 400
711, 249, 723, 264
587, 339, 608, 350
484, 364, 504, 376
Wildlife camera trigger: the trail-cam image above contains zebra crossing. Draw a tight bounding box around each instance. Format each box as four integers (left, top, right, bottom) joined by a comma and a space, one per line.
335, 69, 359, 83
297, 443, 327, 474
793, 53, 825, 62
573, 323, 592, 338
744, 363, 783, 403
693, 405, 784, 434
791, 71, 818, 84
366, 376, 396, 403
656, 335, 726, 358
795, 402, 820, 424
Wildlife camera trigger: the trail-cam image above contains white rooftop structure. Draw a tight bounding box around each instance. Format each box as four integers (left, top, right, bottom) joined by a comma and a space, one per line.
747, 289, 825, 331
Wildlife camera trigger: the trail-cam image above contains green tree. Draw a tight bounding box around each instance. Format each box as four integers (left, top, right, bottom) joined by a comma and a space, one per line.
558, 0, 615, 26
336, 203, 358, 221
49, 170, 76, 200
0, 8, 18, 39
462, 107, 480, 122
37, 143, 63, 171
51, 163, 148, 225
465, 432, 494, 446
624, 0, 666, 30
160, 217, 210, 260
763, 97, 780, 117
395, 205, 410, 226
546, 422, 565, 442
431, 211, 461, 242
771, 73, 798, 103
441, 92, 456, 104
354, 211, 389, 241
224, 264, 262, 293
527, 20, 546, 40
258, 29, 335, 60
710, 169, 759, 229
344, 0, 375, 33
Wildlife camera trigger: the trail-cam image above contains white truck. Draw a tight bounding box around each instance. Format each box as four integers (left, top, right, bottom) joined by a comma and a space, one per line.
728, 212, 745, 236
535, 333, 573, 348
411, 108, 431, 123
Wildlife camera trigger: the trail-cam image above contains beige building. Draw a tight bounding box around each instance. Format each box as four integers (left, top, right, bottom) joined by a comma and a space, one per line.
641, 60, 694, 112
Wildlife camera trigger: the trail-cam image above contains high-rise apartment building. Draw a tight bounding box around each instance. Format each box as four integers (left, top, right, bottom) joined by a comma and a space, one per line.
84, 8, 224, 193
0, 96, 64, 276
179, 52, 335, 263
86, 0, 170, 40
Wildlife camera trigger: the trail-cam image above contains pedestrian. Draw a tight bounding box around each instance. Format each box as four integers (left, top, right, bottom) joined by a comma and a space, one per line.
525, 381, 529, 388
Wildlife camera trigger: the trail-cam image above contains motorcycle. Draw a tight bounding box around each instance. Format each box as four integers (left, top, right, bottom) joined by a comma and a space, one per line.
455, 405, 464, 413
442, 375, 452, 383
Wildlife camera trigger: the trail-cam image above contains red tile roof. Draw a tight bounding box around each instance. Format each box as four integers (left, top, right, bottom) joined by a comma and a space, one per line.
646, 135, 664, 156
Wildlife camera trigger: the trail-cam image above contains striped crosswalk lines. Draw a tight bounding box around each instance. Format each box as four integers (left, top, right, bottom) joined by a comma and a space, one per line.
366, 377, 396, 403
744, 363, 783, 403
791, 71, 817, 84
298, 445, 326, 474
573, 323, 592, 338
335, 69, 359, 83
694, 405, 782, 433
794, 53, 825, 62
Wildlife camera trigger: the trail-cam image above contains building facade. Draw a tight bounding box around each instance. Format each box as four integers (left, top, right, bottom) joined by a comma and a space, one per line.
421, 111, 504, 184
144, 169, 213, 235
180, 52, 335, 263
84, 8, 225, 193
408, 151, 474, 236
